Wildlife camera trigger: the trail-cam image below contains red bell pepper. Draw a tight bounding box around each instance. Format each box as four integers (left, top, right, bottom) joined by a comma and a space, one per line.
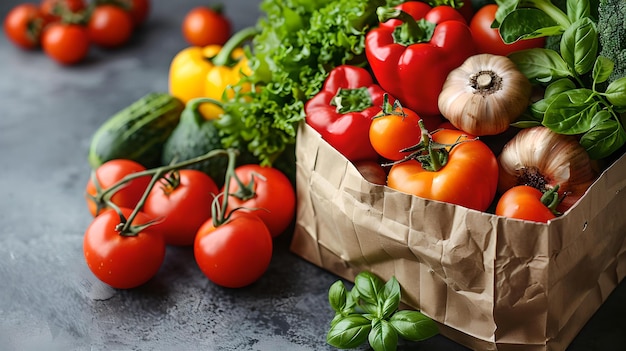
305, 65, 394, 162
365, 2, 476, 117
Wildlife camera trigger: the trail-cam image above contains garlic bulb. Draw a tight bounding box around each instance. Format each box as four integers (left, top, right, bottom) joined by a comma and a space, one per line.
498, 126, 597, 213
438, 54, 532, 136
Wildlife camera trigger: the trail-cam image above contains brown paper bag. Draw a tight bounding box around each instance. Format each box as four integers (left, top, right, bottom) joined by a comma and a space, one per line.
290, 122, 626, 351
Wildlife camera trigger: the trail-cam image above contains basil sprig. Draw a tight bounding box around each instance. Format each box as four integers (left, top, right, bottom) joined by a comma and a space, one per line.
497, 0, 626, 160
326, 271, 438, 350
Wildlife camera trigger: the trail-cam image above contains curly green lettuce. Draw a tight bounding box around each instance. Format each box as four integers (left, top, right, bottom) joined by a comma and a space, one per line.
215, 0, 389, 168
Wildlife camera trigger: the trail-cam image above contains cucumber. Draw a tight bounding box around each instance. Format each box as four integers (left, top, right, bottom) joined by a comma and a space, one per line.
88, 92, 184, 169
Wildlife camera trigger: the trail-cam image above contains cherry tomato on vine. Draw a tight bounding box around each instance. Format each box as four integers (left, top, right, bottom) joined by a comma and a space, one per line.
40, 0, 86, 23
387, 128, 499, 212
85, 159, 151, 217
182, 6, 232, 46
369, 104, 424, 162
4, 4, 47, 49
470, 4, 546, 56
41, 22, 90, 64
224, 164, 295, 238
495, 185, 557, 223
194, 211, 273, 288
88, 5, 134, 48
143, 169, 219, 246
83, 207, 166, 289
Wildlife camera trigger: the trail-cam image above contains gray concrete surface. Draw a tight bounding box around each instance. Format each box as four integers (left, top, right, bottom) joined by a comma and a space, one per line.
0, 1, 624, 350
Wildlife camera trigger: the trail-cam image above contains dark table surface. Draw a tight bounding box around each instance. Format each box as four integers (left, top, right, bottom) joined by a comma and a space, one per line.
1, 1, 625, 350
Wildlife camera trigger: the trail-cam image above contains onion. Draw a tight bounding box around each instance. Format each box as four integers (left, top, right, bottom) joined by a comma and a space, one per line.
498, 126, 597, 213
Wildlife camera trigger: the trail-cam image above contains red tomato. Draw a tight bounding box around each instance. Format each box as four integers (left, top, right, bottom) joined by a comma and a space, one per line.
126, 0, 150, 26
143, 170, 219, 246
194, 212, 273, 288
496, 185, 557, 223
85, 159, 151, 217
40, 0, 85, 22
41, 22, 90, 64
224, 164, 295, 238
182, 6, 232, 46
83, 207, 166, 289
369, 105, 424, 161
88, 5, 134, 48
387, 129, 499, 211
3, 4, 46, 49
470, 4, 546, 56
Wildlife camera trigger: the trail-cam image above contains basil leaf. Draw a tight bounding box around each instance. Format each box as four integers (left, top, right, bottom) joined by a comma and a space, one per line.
560, 17, 598, 75
543, 89, 597, 134
580, 118, 626, 159
326, 314, 372, 349
369, 319, 398, 351
590, 109, 613, 128
493, 0, 519, 28
389, 310, 440, 341
511, 120, 543, 128
380, 277, 401, 319
328, 280, 349, 313
567, 0, 590, 23
508, 48, 572, 84
592, 56, 615, 85
354, 271, 384, 315
605, 77, 626, 107
499, 9, 562, 43
546, 78, 577, 98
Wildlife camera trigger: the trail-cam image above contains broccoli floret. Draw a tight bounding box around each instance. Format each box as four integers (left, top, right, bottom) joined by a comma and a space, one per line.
597, 0, 626, 84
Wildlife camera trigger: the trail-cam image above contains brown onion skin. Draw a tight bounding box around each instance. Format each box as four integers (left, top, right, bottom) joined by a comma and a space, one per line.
497, 126, 597, 213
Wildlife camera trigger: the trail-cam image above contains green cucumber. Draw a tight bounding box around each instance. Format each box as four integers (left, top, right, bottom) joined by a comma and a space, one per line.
88, 92, 184, 169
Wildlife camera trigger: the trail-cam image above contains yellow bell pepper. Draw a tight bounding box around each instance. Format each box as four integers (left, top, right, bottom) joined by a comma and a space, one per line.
168, 27, 256, 120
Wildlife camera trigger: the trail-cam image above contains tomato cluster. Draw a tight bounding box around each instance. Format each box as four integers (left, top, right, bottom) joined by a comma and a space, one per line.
3, 0, 150, 65
83, 155, 295, 290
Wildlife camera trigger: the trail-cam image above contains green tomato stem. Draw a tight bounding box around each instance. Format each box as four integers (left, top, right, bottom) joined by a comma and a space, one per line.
213, 148, 240, 227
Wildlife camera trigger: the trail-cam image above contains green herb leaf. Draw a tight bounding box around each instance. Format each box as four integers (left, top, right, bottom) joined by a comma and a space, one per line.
560, 17, 598, 75
354, 271, 385, 315
566, 0, 590, 23
530, 78, 576, 120
605, 77, 626, 107
580, 116, 626, 159
511, 119, 543, 128
327, 314, 372, 349
508, 48, 572, 84
380, 276, 401, 319
592, 56, 615, 85
369, 319, 398, 351
328, 280, 349, 313
499, 8, 562, 43
590, 109, 614, 128
543, 89, 597, 134
390, 310, 440, 341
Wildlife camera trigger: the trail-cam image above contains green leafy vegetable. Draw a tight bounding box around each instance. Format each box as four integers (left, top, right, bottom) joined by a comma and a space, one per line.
597, 0, 626, 85
500, 0, 626, 160
214, 0, 387, 167
326, 271, 438, 351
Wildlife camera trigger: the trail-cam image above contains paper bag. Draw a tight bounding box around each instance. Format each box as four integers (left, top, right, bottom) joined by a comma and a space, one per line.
290, 122, 626, 351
